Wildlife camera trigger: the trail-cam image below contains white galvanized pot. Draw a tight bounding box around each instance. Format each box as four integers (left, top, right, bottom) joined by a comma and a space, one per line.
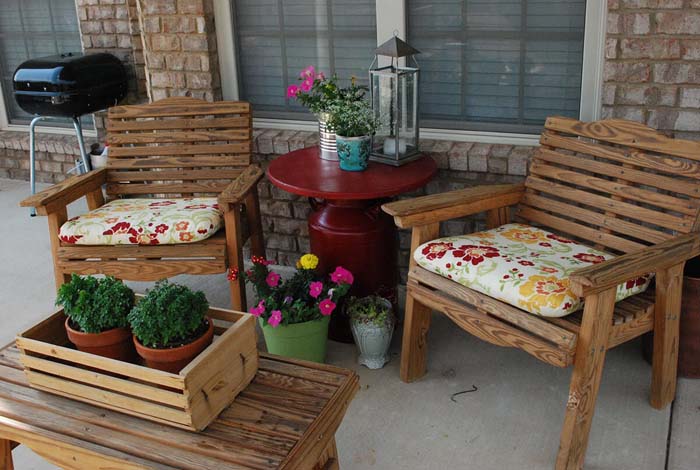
350, 299, 395, 369
317, 112, 338, 161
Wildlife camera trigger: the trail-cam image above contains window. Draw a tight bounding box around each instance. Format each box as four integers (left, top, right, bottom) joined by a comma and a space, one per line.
0, 0, 88, 128
218, 0, 603, 137
232, 0, 377, 119
408, 0, 586, 134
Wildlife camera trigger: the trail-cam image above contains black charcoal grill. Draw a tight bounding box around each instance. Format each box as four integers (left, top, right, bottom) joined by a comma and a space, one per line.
13, 52, 127, 214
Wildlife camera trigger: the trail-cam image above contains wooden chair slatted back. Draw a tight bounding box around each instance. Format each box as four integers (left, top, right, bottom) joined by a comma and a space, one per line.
105, 97, 252, 198
518, 117, 700, 254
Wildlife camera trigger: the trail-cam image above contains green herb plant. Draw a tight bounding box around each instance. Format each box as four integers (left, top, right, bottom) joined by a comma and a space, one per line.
325, 98, 379, 138
127, 280, 209, 349
56, 274, 134, 334
346, 296, 393, 326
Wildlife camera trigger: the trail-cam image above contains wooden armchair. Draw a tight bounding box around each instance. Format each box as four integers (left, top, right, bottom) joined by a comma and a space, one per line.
21, 97, 265, 311
382, 117, 700, 469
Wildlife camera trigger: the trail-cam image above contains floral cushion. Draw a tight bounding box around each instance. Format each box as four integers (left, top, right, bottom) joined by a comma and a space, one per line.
414, 223, 652, 318
59, 198, 223, 245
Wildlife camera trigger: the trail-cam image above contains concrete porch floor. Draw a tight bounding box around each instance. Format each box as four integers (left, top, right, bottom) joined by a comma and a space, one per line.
1, 177, 698, 470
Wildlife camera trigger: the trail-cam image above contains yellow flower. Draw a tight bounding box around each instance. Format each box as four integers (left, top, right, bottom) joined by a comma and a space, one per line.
299, 253, 319, 270
518, 275, 573, 313
500, 227, 548, 244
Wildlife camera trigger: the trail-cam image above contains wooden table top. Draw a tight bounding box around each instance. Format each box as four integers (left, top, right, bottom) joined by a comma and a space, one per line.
267, 147, 437, 200
0, 343, 359, 469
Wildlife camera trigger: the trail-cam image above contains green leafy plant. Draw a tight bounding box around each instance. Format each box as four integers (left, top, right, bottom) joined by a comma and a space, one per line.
326, 98, 379, 137
287, 66, 367, 115
346, 296, 393, 326
127, 280, 209, 348
56, 274, 134, 334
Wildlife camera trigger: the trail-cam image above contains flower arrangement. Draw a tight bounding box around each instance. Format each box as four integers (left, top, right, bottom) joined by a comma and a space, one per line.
286, 65, 367, 115
346, 296, 394, 327
233, 254, 353, 328
325, 98, 379, 137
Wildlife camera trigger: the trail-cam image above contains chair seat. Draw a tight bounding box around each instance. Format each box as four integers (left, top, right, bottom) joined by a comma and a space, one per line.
414, 223, 652, 318
59, 197, 223, 245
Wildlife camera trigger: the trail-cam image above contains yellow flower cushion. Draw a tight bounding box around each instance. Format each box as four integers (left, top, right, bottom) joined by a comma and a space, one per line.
59, 198, 223, 245
414, 223, 652, 318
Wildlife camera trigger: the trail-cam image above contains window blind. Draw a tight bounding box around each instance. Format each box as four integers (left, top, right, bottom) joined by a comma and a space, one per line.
408, 0, 586, 134
0, 0, 86, 126
232, 0, 377, 118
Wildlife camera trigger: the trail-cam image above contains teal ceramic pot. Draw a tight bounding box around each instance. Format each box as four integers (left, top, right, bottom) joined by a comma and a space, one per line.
336, 135, 371, 171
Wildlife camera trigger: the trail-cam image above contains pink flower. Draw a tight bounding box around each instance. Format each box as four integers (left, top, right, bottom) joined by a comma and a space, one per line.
286, 84, 300, 98
330, 266, 354, 285
309, 281, 324, 299
266, 272, 281, 288
268, 310, 282, 328
249, 299, 265, 317
300, 77, 313, 92
300, 65, 315, 79
319, 298, 336, 316
316, 72, 326, 80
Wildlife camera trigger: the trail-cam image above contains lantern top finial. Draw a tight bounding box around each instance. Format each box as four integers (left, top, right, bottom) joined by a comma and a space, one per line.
375, 36, 420, 58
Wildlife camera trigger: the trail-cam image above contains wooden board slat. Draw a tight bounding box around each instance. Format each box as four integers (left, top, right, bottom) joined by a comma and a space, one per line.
110, 143, 251, 158
108, 130, 250, 145
540, 130, 700, 180
107, 169, 243, 182
106, 181, 230, 195
108, 116, 250, 132
530, 159, 698, 216
109, 101, 251, 119
525, 176, 691, 233
58, 236, 226, 260
107, 155, 250, 169
56, 259, 226, 281
545, 116, 700, 162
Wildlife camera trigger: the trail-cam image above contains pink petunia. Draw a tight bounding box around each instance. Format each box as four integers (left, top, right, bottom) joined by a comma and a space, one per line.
309, 281, 324, 299
266, 272, 281, 288
300, 77, 313, 92
268, 310, 282, 328
330, 266, 354, 285
249, 299, 265, 317
300, 65, 315, 79
316, 72, 326, 81
286, 84, 300, 98
319, 298, 336, 316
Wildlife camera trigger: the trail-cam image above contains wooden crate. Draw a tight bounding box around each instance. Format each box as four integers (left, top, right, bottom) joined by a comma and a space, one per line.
15, 305, 258, 431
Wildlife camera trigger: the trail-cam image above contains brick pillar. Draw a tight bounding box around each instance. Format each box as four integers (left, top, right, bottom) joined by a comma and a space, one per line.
136, 0, 221, 102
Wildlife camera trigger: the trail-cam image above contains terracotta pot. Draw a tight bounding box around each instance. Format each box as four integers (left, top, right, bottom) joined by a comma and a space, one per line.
65, 318, 135, 362
133, 317, 214, 374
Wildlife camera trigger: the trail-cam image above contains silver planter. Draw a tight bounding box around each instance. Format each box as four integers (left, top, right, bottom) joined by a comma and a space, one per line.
317, 112, 338, 161
350, 315, 395, 370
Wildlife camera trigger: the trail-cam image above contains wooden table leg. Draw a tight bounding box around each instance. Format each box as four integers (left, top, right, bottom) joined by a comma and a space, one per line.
314, 437, 339, 470
1, 439, 14, 470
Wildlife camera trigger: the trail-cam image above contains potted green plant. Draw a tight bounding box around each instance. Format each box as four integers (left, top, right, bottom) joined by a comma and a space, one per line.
56, 274, 135, 361
128, 280, 212, 373
326, 98, 379, 171
235, 254, 353, 362
347, 296, 395, 369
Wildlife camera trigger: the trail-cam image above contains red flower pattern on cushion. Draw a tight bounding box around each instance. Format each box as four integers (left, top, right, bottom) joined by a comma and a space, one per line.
149, 201, 176, 207
626, 276, 649, 289
129, 232, 159, 245
102, 222, 138, 237
574, 253, 606, 264
184, 204, 208, 209
421, 241, 454, 261
546, 233, 575, 244
452, 245, 500, 266
154, 224, 168, 234
60, 234, 83, 244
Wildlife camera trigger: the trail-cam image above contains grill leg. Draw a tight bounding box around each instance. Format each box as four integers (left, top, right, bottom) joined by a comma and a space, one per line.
72, 117, 92, 174
28, 116, 44, 217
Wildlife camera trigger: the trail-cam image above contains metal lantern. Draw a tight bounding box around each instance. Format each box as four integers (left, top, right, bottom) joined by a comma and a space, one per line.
369, 36, 420, 166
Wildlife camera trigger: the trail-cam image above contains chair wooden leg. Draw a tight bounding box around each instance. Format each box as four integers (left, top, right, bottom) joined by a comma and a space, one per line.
400, 285, 432, 383
245, 189, 265, 259
224, 204, 247, 311
47, 208, 70, 291
1, 439, 14, 470
556, 287, 616, 470
651, 262, 684, 409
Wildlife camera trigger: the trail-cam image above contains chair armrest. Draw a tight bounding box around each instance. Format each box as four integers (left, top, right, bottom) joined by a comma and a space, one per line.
569, 233, 700, 297
217, 165, 264, 205
381, 183, 525, 228
19, 168, 107, 215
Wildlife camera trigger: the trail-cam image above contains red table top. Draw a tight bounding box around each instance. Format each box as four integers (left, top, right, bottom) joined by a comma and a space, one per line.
267, 147, 437, 200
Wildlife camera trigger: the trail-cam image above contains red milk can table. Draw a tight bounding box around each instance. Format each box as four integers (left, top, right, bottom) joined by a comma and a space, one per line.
267, 147, 437, 342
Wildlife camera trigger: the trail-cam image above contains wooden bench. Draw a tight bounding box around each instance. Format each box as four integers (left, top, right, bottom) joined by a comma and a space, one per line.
0, 343, 359, 469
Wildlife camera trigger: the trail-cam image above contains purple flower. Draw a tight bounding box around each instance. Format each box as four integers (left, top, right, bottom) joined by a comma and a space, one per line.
268, 310, 282, 328
283, 295, 293, 304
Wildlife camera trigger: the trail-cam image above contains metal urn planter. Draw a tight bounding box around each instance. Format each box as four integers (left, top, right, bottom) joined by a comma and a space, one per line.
349, 298, 395, 369
317, 112, 339, 161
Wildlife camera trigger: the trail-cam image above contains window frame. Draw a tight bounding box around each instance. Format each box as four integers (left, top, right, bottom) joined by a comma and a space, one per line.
215, 0, 606, 145
0, 1, 97, 137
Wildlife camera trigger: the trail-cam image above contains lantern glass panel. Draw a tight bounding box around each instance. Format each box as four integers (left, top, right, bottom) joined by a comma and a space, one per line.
370, 66, 419, 162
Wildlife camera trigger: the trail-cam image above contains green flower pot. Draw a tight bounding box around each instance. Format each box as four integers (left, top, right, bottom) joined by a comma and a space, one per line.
336, 135, 371, 171
259, 316, 330, 363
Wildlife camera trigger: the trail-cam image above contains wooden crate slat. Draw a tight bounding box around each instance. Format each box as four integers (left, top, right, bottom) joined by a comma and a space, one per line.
107, 155, 250, 169
108, 129, 251, 145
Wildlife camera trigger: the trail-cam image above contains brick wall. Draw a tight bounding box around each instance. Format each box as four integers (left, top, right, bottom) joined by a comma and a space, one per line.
604, 0, 700, 139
